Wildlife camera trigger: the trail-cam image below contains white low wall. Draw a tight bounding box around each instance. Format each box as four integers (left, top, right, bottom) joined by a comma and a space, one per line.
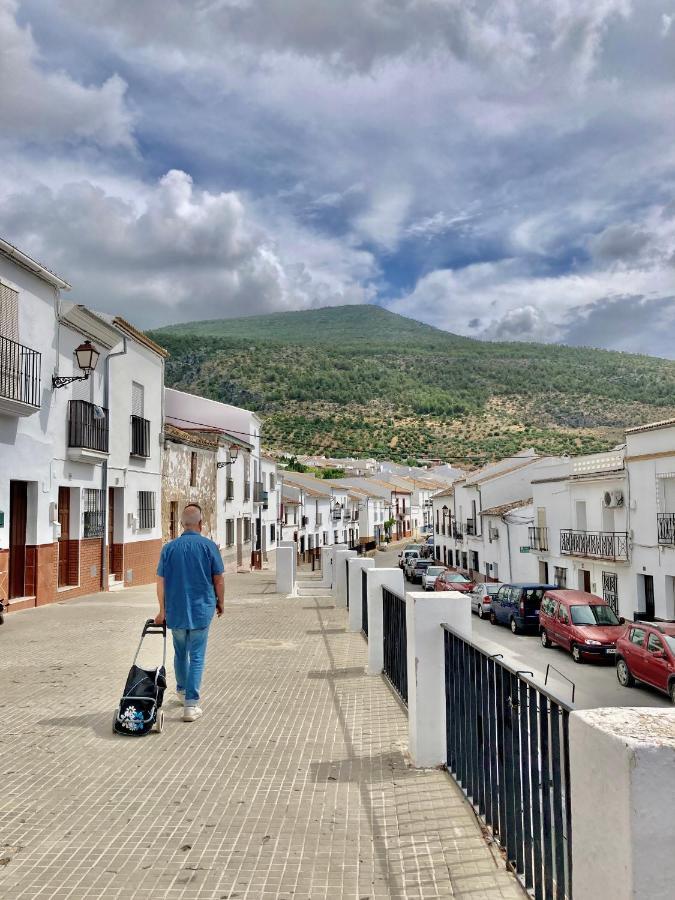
276, 541, 297, 595
332, 548, 358, 608
320, 546, 334, 588
365, 567, 404, 676
347, 557, 374, 632
570, 707, 675, 900
405, 590, 471, 768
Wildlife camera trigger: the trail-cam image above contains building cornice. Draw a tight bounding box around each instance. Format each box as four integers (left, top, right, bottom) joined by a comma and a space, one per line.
0, 236, 71, 290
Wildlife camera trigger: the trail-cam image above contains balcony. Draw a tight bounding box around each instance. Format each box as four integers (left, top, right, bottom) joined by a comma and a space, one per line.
332, 508, 343, 521
560, 529, 629, 561
465, 519, 477, 536
528, 526, 549, 552
67, 400, 109, 462
130, 415, 151, 458
0, 335, 41, 416
657, 513, 675, 545
253, 481, 265, 503
226, 478, 234, 501
452, 526, 463, 541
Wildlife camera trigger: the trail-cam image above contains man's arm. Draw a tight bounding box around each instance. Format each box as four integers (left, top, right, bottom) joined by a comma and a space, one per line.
213, 573, 225, 617
154, 576, 166, 625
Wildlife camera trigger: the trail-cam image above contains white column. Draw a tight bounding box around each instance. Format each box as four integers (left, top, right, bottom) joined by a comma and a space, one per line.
275, 541, 297, 595
347, 557, 374, 632
332, 548, 358, 608
365, 567, 405, 676
406, 590, 471, 768
320, 546, 333, 588
570, 707, 675, 900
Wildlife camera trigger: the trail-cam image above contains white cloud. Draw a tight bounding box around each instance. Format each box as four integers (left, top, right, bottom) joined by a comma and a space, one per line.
661, 13, 673, 36
0, 0, 133, 148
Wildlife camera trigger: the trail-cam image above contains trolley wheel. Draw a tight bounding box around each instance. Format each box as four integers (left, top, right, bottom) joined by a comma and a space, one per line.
112, 708, 119, 734
155, 710, 165, 733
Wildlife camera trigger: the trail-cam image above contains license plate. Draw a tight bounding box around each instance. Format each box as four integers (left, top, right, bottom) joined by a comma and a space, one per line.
605, 648, 616, 654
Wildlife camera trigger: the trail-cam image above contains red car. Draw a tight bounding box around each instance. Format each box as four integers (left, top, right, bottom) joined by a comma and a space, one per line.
434, 571, 474, 593
616, 621, 675, 704
539, 589, 625, 663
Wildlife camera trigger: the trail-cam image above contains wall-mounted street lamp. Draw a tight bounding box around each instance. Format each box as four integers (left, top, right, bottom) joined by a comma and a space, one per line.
217, 444, 240, 468
52, 340, 101, 389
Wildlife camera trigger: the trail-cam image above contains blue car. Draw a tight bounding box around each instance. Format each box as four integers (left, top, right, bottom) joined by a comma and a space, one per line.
490, 583, 557, 634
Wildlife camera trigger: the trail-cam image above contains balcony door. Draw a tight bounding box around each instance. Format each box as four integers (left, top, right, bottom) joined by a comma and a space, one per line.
9, 480, 27, 599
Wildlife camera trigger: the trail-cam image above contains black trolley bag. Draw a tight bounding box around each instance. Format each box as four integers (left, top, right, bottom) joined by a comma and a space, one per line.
113, 618, 167, 736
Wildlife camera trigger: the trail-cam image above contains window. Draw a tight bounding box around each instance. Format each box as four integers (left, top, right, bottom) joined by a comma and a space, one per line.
190, 452, 197, 487
243, 517, 251, 543
270, 523, 276, 544
169, 501, 178, 539
558, 605, 569, 624
0, 282, 19, 341
138, 491, 156, 529
323, 531, 329, 545
131, 381, 144, 417
270, 473, 276, 490
647, 633, 664, 654
554, 567, 567, 588
83, 489, 104, 537
226, 519, 235, 547
629, 627, 646, 646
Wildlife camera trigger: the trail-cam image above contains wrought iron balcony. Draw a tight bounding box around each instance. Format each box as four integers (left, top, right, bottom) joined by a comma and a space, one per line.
657, 513, 675, 545
560, 529, 629, 561
452, 526, 463, 541
68, 400, 109, 453
0, 335, 41, 414
130, 415, 150, 458
332, 508, 343, 521
528, 526, 549, 552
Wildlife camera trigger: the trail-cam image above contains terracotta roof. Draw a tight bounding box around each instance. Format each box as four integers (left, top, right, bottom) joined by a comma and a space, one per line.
164, 423, 219, 450
480, 498, 533, 517
114, 317, 169, 358
432, 487, 455, 499
625, 417, 675, 435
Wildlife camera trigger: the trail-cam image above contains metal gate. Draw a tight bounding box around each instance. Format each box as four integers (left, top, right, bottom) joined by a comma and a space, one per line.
602, 571, 618, 616
382, 587, 407, 705
361, 568, 368, 638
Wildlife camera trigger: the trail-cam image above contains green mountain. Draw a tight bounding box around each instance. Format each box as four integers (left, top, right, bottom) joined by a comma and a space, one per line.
150, 305, 675, 463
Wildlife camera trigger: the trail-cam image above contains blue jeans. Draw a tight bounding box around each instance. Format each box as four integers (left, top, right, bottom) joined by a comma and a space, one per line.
171, 626, 210, 703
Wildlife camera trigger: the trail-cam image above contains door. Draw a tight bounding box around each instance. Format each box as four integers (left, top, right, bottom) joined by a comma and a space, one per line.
555, 602, 572, 649
643, 575, 655, 620
625, 625, 649, 681
236, 519, 243, 567
645, 632, 669, 691
539, 561, 549, 583
58, 486, 72, 588
108, 487, 115, 577
9, 480, 27, 599
579, 569, 591, 592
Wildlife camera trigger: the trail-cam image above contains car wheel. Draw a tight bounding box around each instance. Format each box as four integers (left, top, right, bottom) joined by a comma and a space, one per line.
510, 618, 521, 635
489, 611, 497, 626
669, 681, 675, 705
571, 644, 584, 664
477, 605, 484, 619
616, 658, 634, 688
540, 629, 551, 648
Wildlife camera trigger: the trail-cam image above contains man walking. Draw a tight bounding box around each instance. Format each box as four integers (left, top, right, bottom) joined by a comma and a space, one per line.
155, 503, 225, 722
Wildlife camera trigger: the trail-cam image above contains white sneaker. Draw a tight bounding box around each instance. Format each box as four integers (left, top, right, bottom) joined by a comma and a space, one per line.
183, 705, 203, 722
176, 690, 185, 704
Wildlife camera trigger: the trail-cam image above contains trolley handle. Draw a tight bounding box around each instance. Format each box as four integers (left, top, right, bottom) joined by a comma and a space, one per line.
142, 618, 166, 636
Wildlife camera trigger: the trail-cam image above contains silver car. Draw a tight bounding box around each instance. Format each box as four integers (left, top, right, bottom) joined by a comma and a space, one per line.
422, 566, 446, 591
471, 582, 504, 618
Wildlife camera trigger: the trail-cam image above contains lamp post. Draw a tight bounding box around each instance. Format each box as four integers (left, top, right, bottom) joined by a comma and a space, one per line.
52, 340, 101, 389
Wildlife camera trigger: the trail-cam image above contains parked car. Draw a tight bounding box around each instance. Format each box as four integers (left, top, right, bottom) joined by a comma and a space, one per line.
470, 582, 504, 618
398, 546, 422, 569
539, 589, 625, 662
410, 559, 433, 584
422, 566, 447, 591
404, 554, 424, 579
490, 583, 556, 634
434, 571, 474, 593
616, 621, 675, 703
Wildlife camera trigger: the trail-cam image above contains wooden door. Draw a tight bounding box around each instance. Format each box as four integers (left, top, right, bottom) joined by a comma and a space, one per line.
58, 486, 71, 588
9, 480, 27, 599
108, 488, 115, 576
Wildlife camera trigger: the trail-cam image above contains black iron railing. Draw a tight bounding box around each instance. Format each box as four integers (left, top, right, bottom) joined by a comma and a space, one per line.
657, 513, 675, 545
0, 335, 41, 408
452, 526, 463, 540
382, 586, 407, 705
529, 526, 549, 552
262, 490, 269, 510
560, 529, 629, 561
68, 400, 109, 452
362, 568, 368, 638
332, 508, 342, 521
130, 415, 150, 457
443, 625, 573, 899
226, 478, 234, 500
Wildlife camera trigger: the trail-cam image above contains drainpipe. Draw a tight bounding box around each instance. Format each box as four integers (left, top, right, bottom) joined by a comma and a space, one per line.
504, 513, 514, 582
100, 337, 128, 590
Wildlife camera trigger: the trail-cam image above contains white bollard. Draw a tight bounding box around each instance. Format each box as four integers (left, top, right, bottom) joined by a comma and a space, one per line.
276, 543, 297, 595
320, 547, 333, 587
365, 567, 405, 676
347, 557, 374, 632
570, 707, 675, 900
332, 549, 358, 608
405, 590, 471, 768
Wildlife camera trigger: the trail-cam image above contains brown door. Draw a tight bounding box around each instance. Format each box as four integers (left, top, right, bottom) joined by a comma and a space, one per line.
9, 480, 27, 599
108, 487, 115, 576
58, 486, 71, 587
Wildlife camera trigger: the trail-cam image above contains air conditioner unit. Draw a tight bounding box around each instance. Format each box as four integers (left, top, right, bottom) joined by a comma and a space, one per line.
603, 490, 624, 508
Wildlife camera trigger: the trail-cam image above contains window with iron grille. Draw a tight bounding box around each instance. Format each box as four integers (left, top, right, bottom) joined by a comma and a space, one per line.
226, 519, 235, 546
138, 491, 156, 529
83, 489, 105, 538
554, 566, 568, 588
169, 501, 179, 539
190, 452, 197, 487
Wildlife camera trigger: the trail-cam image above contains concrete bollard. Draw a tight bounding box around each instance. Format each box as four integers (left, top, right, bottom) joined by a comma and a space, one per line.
569, 707, 675, 900
347, 557, 374, 632
276, 542, 297, 595
365, 567, 405, 676
332, 548, 358, 608
405, 590, 471, 768
320, 547, 333, 588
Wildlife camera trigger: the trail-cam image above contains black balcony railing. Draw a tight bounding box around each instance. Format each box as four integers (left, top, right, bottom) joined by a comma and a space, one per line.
452, 526, 463, 541
383, 586, 407, 705
466, 519, 477, 536
332, 508, 342, 521
657, 513, 675, 545
361, 568, 368, 639
226, 478, 234, 501
444, 625, 573, 899
560, 529, 629, 561
253, 481, 264, 503
0, 335, 41, 408
262, 490, 269, 510
528, 526, 549, 552
68, 400, 109, 452
130, 415, 150, 457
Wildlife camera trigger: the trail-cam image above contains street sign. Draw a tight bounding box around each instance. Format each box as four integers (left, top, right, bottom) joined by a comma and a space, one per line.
519, 546, 530, 553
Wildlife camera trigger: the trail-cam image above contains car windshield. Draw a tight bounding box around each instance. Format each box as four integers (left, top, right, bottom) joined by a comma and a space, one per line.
486, 585, 502, 595
663, 635, 675, 655
570, 604, 620, 626
427, 567, 444, 576
447, 573, 470, 583
415, 561, 431, 569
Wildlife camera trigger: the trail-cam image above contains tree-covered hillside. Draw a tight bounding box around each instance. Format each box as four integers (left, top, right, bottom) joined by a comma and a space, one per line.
150, 305, 675, 463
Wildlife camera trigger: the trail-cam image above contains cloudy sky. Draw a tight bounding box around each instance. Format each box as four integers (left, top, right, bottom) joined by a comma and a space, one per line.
2, 0, 675, 355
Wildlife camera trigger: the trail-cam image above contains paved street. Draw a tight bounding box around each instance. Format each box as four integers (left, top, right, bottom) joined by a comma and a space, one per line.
0, 566, 522, 900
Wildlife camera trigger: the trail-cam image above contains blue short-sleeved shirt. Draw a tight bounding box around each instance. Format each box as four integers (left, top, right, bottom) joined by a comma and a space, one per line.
157, 531, 225, 629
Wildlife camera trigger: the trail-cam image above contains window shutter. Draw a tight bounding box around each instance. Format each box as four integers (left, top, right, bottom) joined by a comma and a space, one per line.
0, 283, 19, 341
131, 381, 144, 417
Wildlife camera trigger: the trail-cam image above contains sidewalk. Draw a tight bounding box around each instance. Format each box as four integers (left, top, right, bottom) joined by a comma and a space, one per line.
0, 569, 522, 900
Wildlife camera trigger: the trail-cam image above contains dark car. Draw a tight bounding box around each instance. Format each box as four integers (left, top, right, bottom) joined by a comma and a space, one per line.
490, 583, 557, 634
539, 589, 625, 662
410, 559, 433, 584
616, 621, 675, 703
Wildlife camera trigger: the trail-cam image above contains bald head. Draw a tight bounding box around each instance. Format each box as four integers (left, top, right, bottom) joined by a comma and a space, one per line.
181, 504, 203, 531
